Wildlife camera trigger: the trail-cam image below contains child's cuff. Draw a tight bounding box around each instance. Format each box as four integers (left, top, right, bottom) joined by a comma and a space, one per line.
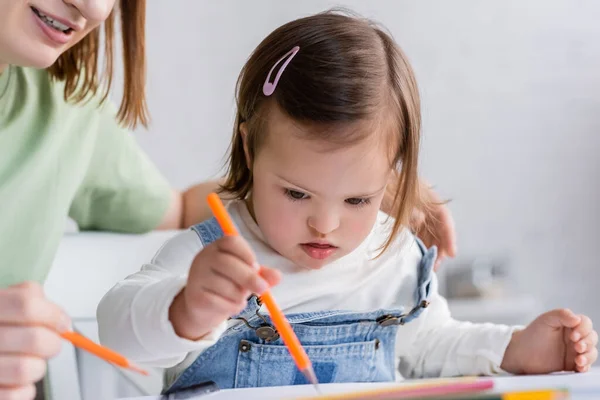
131, 276, 227, 358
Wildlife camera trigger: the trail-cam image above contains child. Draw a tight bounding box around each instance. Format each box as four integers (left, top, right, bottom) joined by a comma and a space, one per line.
97, 10, 597, 392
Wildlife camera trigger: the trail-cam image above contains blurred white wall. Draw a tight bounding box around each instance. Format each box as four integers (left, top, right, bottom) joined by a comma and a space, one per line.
129, 1, 600, 322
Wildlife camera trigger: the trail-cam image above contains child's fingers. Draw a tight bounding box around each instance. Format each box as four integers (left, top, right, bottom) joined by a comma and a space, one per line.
259, 266, 282, 288
574, 347, 597, 370
575, 331, 598, 353
571, 315, 593, 342
201, 271, 247, 304
587, 347, 598, 364
216, 236, 257, 268
212, 252, 269, 295
543, 309, 581, 329
192, 288, 245, 316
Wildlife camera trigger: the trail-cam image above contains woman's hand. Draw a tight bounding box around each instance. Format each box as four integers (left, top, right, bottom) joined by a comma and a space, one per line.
0, 282, 70, 399
382, 177, 457, 270
410, 184, 457, 270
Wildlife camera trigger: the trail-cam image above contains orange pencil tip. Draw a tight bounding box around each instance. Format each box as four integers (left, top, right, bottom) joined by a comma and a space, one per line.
129, 363, 150, 376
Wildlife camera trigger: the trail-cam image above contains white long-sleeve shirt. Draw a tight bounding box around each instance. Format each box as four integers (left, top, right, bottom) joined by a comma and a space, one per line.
97, 200, 517, 380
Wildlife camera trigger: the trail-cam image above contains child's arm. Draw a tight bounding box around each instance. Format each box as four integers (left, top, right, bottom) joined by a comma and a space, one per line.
395, 275, 518, 378
396, 278, 597, 378
96, 231, 226, 367
97, 230, 279, 368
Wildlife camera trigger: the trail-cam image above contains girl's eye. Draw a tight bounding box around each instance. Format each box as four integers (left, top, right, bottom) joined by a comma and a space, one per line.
345, 197, 371, 207
285, 189, 309, 201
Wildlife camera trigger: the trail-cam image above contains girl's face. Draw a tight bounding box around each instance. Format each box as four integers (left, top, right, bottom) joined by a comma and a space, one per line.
0, 0, 115, 70
245, 105, 392, 270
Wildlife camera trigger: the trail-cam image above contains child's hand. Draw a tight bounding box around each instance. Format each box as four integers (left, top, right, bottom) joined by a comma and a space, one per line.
501, 309, 597, 374
169, 236, 281, 340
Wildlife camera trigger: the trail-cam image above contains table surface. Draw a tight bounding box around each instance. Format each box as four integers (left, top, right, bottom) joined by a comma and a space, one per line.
121, 368, 600, 399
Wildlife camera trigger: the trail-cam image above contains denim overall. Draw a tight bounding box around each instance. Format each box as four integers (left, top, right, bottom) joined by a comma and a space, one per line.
165, 218, 436, 392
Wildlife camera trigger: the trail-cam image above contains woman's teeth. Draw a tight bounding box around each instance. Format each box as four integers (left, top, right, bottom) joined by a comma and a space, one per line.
32, 8, 72, 33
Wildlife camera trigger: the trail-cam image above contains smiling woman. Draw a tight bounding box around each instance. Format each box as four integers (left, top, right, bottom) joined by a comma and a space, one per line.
2, 0, 146, 128
0, 1, 204, 399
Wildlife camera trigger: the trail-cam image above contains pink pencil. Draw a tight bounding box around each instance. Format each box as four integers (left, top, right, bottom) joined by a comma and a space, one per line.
295, 379, 494, 400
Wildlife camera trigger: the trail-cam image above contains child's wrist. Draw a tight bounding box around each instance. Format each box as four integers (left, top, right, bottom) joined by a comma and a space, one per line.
169, 288, 212, 341
500, 329, 525, 374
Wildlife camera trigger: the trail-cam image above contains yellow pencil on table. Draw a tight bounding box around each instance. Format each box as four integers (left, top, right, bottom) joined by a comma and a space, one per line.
296, 386, 567, 400
206, 192, 320, 392
499, 390, 569, 400
423, 389, 570, 400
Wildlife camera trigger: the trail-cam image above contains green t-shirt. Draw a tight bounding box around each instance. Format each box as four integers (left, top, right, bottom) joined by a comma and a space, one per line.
0, 66, 172, 287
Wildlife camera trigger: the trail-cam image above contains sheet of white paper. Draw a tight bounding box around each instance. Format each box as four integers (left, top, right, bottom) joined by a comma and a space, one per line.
120, 370, 600, 400
120, 382, 398, 400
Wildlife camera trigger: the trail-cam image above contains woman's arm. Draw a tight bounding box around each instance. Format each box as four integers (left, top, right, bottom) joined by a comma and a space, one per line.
410, 180, 457, 269
157, 182, 227, 230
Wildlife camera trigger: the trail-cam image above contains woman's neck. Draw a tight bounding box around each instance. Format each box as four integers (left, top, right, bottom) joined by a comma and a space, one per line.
0, 58, 11, 74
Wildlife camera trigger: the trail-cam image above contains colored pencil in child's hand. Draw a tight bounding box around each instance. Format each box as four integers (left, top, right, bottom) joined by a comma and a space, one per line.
60, 330, 149, 376
206, 193, 320, 392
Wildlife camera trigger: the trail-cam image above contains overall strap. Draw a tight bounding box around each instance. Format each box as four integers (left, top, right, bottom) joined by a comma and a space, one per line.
191, 217, 225, 246
400, 237, 437, 324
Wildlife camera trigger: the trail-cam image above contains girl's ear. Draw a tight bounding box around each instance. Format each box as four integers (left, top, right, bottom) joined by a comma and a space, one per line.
240, 122, 252, 167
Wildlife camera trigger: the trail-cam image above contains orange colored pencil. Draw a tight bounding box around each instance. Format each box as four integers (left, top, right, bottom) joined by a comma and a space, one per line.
207, 193, 320, 390
60, 331, 149, 376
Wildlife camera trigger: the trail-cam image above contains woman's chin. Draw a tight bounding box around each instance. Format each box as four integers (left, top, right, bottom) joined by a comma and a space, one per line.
30, 52, 61, 69
8, 44, 62, 69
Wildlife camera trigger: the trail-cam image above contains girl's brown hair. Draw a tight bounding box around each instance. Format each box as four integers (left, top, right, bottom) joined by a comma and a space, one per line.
222, 10, 424, 253
47, 0, 148, 128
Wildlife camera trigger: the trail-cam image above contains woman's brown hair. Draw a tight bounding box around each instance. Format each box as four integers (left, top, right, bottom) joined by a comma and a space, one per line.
222, 9, 424, 253
47, 0, 147, 128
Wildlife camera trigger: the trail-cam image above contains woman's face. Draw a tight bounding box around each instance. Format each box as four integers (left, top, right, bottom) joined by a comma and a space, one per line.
0, 0, 116, 69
